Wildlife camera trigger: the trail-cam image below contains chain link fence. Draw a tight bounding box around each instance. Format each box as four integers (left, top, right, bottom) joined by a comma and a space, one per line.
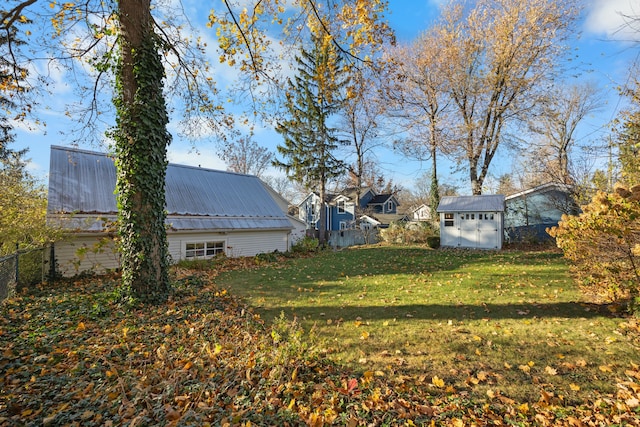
0, 246, 49, 303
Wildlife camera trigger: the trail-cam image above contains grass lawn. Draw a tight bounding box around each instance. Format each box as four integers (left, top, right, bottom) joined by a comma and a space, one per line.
216, 244, 640, 404
2, 244, 640, 425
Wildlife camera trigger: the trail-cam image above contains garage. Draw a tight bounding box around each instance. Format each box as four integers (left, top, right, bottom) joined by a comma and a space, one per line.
437, 195, 505, 249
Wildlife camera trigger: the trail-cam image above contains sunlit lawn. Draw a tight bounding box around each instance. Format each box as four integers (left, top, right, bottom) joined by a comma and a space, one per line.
215, 244, 640, 403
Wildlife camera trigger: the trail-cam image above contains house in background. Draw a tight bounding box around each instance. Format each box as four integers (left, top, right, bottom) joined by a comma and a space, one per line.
297, 187, 404, 231
411, 204, 433, 222
437, 195, 505, 250
504, 182, 579, 242
47, 145, 305, 276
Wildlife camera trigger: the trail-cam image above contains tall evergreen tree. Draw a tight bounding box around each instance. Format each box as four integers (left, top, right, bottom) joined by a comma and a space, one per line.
275, 34, 348, 244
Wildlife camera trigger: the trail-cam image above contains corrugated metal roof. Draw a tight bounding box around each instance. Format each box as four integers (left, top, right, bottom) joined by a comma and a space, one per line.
437, 195, 505, 212
48, 145, 292, 231
48, 145, 118, 214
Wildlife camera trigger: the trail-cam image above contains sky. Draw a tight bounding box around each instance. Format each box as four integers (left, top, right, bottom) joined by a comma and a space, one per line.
9, 0, 640, 196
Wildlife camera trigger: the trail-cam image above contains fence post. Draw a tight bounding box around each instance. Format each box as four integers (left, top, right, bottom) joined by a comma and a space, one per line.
14, 243, 19, 287
49, 243, 56, 285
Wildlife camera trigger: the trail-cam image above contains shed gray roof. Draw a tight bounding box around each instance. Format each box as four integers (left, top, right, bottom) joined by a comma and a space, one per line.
437, 195, 505, 213
48, 145, 292, 232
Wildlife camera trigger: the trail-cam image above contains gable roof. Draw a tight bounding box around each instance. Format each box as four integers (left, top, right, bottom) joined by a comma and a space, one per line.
368, 194, 398, 205
505, 182, 573, 201
412, 204, 430, 212
47, 145, 292, 232
437, 195, 505, 213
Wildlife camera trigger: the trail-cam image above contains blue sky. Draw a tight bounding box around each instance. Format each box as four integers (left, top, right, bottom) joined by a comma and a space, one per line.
11, 0, 640, 194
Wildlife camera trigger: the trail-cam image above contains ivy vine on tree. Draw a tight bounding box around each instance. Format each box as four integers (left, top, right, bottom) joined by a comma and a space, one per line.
111, 0, 171, 303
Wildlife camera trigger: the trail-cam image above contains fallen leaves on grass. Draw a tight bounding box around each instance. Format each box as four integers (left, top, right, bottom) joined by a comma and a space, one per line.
1, 269, 640, 426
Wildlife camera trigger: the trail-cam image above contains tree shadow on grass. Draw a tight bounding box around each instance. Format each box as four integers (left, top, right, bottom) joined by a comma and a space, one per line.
258, 301, 618, 322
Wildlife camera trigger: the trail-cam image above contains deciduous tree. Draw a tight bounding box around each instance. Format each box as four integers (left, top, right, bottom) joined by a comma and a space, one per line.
528, 82, 602, 185
438, 0, 578, 194
220, 133, 274, 178
0, 149, 61, 255
338, 66, 387, 222
384, 29, 451, 216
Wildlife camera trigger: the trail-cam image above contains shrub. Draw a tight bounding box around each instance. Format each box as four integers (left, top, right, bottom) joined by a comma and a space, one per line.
549, 185, 640, 313
291, 236, 319, 254
426, 236, 440, 249
380, 221, 438, 245
254, 251, 280, 265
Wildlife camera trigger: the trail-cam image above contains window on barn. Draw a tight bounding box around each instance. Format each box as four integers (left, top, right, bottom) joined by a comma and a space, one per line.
185, 241, 225, 259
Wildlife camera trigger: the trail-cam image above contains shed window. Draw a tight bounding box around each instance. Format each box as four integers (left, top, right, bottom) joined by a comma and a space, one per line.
185, 241, 225, 259
444, 213, 454, 226
387, 201, 394, 212
337, 200, 345, 214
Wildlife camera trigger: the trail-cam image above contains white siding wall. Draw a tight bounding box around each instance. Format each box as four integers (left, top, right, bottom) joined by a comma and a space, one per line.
288, 217, 307, 247
53, 230, 292, 277
169, 230, 288, 259
439, 212, 459, 248
52, 236, 120, 277
227, 230, 289, 257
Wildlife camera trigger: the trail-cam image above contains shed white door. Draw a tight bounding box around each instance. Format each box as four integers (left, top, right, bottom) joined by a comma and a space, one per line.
459, 213, 477, 248
458, 212, 501, 249
477, 212, 499, 249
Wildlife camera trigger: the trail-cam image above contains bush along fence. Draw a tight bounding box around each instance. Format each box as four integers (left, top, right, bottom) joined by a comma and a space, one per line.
0, 245, 52, 303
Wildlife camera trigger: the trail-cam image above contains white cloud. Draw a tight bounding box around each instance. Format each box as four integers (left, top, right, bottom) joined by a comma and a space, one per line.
167, 146, 227, 170
10, 118, 44, 134
585, 0, 640, 41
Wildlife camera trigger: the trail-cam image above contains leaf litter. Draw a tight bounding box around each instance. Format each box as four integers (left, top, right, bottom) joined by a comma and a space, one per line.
1, 259, 640, 426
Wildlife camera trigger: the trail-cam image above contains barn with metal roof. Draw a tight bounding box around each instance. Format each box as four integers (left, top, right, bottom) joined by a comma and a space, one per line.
47, 145, 304, 276
436, 195, 505, 249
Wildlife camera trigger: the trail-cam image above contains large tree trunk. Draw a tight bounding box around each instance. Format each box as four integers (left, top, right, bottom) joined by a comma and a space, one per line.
115, 0, 171, 303
429, 120, 440, 215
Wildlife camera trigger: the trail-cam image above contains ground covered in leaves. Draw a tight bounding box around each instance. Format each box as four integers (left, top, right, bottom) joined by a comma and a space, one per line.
1, 259, 640, 426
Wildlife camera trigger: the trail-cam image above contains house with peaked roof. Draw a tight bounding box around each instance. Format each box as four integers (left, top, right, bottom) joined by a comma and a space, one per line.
47, 145, 305, 276
411, 204, 433, 222
437, 195, 505, 249
297, 187, 405, 232
504, 182, 579, 242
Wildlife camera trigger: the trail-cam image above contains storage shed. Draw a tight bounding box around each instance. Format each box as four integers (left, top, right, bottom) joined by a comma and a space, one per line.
437, 195, 505, 249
